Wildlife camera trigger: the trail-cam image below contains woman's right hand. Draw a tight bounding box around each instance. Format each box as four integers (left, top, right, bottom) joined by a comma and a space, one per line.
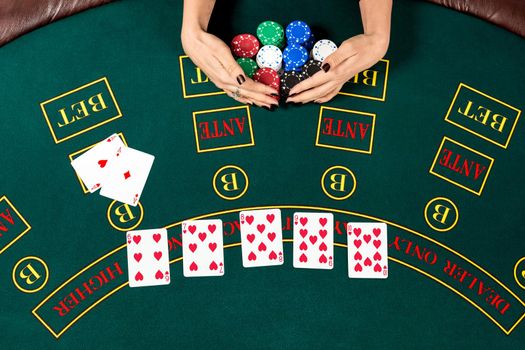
181, 29, 279, 109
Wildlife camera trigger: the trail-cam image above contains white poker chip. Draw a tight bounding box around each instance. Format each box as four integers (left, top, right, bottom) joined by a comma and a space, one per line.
312, 39, 338, 62
256, 45, 283, 72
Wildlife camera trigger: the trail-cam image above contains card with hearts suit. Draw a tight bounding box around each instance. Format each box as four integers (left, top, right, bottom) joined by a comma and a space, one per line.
293, 212, 334, 269
240, 209, 284, 268
126, 228, 170, 287
70, 133, 124, 193
347, 222, 388, 279
182, 219, 224, 277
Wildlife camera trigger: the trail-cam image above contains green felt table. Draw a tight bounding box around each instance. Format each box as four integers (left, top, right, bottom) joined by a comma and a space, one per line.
1, 0, 524, 348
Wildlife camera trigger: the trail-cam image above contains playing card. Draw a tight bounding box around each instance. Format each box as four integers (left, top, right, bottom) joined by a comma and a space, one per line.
182, 219, 224, 277
347, 222, 388, 279
99, 147, 154, 206
240, 209, 284, 268
293, 212, 334, 269
71, 134, 125, 192
126, 228, 170, 287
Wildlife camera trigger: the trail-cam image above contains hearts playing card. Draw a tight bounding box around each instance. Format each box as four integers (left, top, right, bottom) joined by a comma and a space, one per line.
182, 219, 224, 277
126, 228, 170, 287
99, 146, 154, 206
71, 134, 125, 192
293, 212, 334, 269
347, 222, 388, 279
240, 209, 284, 268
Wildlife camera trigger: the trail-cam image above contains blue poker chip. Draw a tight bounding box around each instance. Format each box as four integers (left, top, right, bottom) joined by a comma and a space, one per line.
286, 20, 312, 45
303, 34, 316, 51
284, 62, 302, 72
283, 44, 308, 71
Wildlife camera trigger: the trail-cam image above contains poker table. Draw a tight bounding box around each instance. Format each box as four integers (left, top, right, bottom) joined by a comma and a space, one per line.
1, 0, 525, 348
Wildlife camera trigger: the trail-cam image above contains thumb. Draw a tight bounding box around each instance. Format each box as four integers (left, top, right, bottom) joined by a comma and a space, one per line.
321, 43, 353, 73
218, 45, 250, 85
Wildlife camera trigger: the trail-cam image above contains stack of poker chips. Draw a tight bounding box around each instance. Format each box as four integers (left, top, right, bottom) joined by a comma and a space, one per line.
257, 21, 285, 48
283, 44, 308, 72
231, 34, 260, 58
232, 34, 261, 79
256, 45, 283, 71
230, 20, 339, 100
236, 58, 259, 78
253, 68, 280, 101
284, 20, 312, 64
312, 39, 338, 62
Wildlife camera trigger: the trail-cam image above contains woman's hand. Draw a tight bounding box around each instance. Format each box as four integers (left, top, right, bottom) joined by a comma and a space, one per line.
286, 0, 392, 104
181, 29, 279, 109
286, 33, 388, 104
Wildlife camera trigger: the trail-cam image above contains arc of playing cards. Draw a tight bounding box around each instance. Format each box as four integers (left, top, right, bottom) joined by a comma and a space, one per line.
126, 209, 388, 288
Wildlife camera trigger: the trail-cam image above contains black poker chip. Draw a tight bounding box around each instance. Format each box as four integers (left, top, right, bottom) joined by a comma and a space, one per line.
280, 70, 306, 98
302, 59, 323, 77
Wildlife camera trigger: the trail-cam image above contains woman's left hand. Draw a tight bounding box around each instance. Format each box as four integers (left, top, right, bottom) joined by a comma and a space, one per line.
286, 33, 389, 104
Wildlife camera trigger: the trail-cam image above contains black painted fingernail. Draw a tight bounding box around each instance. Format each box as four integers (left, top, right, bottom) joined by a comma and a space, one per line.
322, 63, 330, 72
263, 106, 270, 111
237, 75, 246, 85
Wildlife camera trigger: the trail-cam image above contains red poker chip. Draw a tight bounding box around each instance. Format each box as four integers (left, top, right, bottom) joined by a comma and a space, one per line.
231, 34, 260, 58
254, 68, 280, 100
253, 68, 280, 90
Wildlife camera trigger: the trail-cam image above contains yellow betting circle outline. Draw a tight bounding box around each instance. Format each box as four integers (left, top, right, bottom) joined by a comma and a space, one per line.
212, 165, 249, 201
106, 201, 144, 232
12, 256, 49, 293
424, 197, 459, 232
321, 165, 356, 201
514, 257, 525, 290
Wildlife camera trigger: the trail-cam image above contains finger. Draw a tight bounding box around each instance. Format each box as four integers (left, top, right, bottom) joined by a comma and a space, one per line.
242, 91, 279, 109
192, 60, 232, 91
215, 53, 279, 99
193, 49, 278, 102
288, 71, 333, 96
251, 97, 277, 109
184, 45, 249, 92
321, 44, 356, 73
290, 52, 367, 102
313, 87, 342, 104
215, 44, 269, 90
227, 92, 253, 105
191, 51, 245, 90
242, 78, 279, 96
227, 90, 275, 109
219, 51, 250, 85
224, 84, 279, 107
250, 96, 279, 109
288, 43, 356, 96
198, 44, 280, 97
286, 81, 337, 104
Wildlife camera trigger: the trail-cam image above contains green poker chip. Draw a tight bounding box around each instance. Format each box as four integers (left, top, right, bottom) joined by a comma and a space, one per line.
257, 21, 285, 48
236, 58, 259, 78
